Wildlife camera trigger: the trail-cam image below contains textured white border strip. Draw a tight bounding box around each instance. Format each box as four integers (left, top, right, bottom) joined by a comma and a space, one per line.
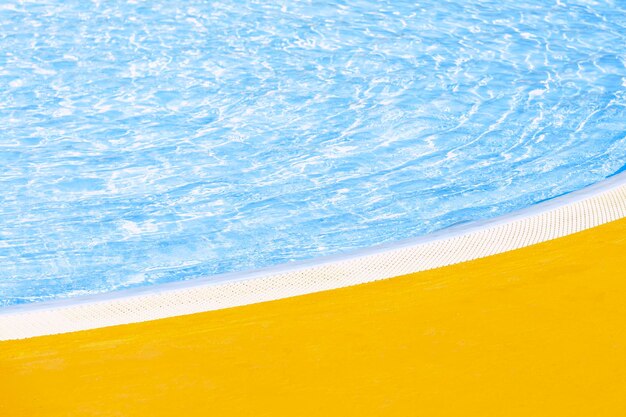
2, 173, 626, 341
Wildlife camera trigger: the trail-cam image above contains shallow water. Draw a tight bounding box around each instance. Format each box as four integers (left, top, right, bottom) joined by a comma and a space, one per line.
1, 0, 626, 305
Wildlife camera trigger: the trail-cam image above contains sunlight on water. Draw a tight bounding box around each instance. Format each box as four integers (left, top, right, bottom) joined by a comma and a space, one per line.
1, 0, 626, 305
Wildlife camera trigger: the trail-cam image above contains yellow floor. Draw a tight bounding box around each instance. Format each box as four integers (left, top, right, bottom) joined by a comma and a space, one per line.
2, 217, 626, 416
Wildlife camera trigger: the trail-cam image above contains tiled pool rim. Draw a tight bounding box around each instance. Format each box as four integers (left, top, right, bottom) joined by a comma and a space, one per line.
2, 171, 626, 341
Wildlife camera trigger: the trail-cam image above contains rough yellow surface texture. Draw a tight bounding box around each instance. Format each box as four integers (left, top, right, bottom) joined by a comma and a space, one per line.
2, 217, 626, 416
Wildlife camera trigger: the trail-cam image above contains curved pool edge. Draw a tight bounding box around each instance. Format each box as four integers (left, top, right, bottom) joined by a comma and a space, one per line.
4, 173, 626, 416
2, 172, 626, 341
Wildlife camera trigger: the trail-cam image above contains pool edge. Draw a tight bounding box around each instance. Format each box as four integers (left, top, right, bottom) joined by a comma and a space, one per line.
2, 172, 626, 340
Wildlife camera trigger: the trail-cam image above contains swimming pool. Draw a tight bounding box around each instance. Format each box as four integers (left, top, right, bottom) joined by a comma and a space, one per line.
1, 0, 626, 306
3, 2, 626, 415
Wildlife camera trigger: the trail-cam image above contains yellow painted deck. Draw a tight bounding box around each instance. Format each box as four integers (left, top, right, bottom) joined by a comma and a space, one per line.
2, 214, 626, 415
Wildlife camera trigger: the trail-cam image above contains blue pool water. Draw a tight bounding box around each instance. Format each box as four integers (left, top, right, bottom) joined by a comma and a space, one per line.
1, 0, 626, 306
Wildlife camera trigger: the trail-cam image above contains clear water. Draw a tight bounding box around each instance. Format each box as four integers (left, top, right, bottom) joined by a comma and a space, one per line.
1, 0, 626, 306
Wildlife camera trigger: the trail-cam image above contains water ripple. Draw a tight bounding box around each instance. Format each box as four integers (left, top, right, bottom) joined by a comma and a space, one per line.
1, 0, 626, 305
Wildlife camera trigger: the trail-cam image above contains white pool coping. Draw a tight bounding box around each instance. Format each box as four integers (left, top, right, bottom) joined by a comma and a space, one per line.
2, 172, 626, 341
